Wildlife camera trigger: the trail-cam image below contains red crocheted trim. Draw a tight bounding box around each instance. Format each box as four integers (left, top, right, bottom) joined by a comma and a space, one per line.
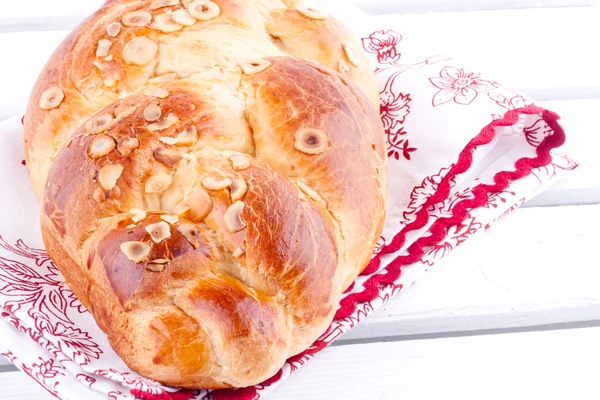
130, 389, 195, 400
335, 105, 566, 319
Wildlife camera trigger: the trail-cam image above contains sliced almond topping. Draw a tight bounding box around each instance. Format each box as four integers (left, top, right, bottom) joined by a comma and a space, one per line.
117, 137, 140, 156
143, 86, 169, 98
85, 114, 114, 134
241, 59, 272, 76
202, 176, 232, 191
176, 126, 198, 146
229, 178, 247, 202
297, 181, 322, 202
96, 39, 112, 58
122, 10, 152, 27
143, 104, 162, 122
342, 42, 361, 67
93, 187, 106, 204
145, 172, 172, 193
149, 258, 170, 264
173, 203, 191, 216
338, 59, 350, 73
39, 86, 64, 110
98, 164, 124, 191
188, 0, 220, 20
146, 263, 166, 272
159, 136, 178, 145
148, 73, 178, 84
120, 241, 151, 263
127, 224, 136, 229
184, 187, 213, 221
145, 221, 171, 243
297, 7, 328, 20
147, 113, 179, 131
123, 37, 158, 66
105, 55, 114, 61
154, 147, 183, 167
177, 223, 201, 248
172, 9, 196, 25
224, 201, 246, 233
229, 154, 250, 170
161, 214, 179, 224
152, 13, 183, 32
150, 0, 180, 10
130, 208, 147, 222
182, 0, 193, 8
294, 127, 329, 155
232, 247, 245, 258
106, 22, 122, 37
89, 135, 116, 158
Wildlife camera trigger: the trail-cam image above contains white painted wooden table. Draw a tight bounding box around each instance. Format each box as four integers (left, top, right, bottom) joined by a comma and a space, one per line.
1, 0, 599, 399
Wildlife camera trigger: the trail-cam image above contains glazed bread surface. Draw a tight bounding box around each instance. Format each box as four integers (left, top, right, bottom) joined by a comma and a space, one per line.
24, 0, 387, 389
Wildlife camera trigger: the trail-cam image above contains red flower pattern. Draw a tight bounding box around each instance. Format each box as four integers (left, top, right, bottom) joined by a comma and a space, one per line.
362, 30, 403, 63
430, 66, 495, 106
524, 118, 554, 147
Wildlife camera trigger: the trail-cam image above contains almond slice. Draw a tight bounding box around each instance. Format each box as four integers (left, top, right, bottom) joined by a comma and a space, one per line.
154, 147, 183, 167
147, 113, 179, 131
202, 176, 232, 191
297, 7, 327, 20
241, 58, 271, 76
145, 172, 172, 193
172, 9, 196, 26
143, 104, 162, 122
184, 187, 213, 221
188, 0, 220, 20
98, 164, 124, 191
342, 42, 361, 67
130, 208, 147, 223
294, 127, 329, 155
161, 214, 179, 224
176, 126, 198, 146
122, 11, 152, 27
146, 263, 166, 272
159, 136, 178, 145
85, 114, 114, 134
106, 22, 122, 37
229, 154, 250, 170
96, 39, 112, 57
121, 241, 151, 263
123, 37, 158, 66
149, 0, 180, 10
177, 223, 201, 248
117, 137, 140, 156
145, 221, 171, 243
224, 201, 246, 233
143, 86, 169, 98
232, 247, 245, 258
229, 178, 247, 202
89, 135, 116, 158
152, 13, 183, 32
39, 86, 64, 110
93, 187, 106, 204
172, 203, 191, 216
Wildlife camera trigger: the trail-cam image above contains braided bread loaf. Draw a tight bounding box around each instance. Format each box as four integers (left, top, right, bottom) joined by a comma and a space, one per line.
24, 0, 387, 389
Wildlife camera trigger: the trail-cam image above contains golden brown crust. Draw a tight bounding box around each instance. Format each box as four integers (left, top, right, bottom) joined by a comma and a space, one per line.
27, 0, 386, 389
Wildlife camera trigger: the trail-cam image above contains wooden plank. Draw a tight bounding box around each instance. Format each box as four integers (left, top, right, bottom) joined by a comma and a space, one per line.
1, 7, 599, 121
0, 371, 53, 400
338, 204, 600, 342
1, 1, 593, 32
271, 327, 600, 399
368, 7, 600, 102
